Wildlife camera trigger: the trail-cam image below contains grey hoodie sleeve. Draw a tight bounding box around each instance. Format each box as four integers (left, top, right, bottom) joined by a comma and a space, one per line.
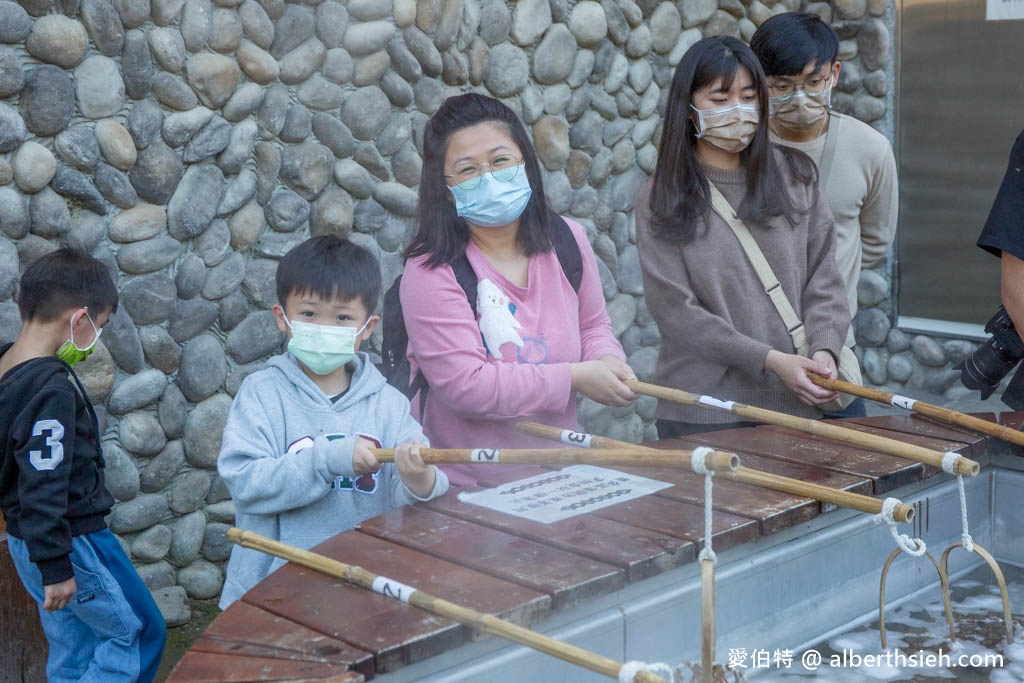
217, 379, 356, 515
378, 386, 449, 506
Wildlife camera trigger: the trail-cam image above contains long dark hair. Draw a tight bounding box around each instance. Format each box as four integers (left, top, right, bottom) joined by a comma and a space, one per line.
405, 93, 554, 267
649, 36, 814, 243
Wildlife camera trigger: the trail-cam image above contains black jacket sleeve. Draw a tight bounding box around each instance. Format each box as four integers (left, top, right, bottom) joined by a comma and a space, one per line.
978, 130, 1024, 260
13, 384, 78, 585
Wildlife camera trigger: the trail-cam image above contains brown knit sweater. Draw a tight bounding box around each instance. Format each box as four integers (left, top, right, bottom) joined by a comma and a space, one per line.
635, 153, 851, 423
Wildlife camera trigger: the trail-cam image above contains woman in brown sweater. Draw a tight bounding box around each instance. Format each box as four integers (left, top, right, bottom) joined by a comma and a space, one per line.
636, 36, 850, 437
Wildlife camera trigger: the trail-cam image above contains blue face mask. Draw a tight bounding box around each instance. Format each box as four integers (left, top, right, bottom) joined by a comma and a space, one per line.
449, 164, 533, 228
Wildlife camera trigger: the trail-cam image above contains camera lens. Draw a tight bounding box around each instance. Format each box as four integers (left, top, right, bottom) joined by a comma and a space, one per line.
958, 338, 1023, 399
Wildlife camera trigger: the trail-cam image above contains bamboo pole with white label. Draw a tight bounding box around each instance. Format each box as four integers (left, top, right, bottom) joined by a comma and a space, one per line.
808, 374, 1024, 448
515, 422, 914, 523
370, 446, 739, 473
624, 380, 980, 477
225, 528, 670, 683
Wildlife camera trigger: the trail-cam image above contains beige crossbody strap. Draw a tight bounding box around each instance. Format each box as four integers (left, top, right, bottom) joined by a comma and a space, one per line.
707, 183, 810, 355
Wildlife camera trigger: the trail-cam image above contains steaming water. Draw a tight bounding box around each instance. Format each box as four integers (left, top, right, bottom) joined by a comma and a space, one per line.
749, 563, 1024, 681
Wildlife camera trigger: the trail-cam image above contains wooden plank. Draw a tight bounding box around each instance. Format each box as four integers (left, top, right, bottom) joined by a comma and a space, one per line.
686, 426, 925, 494
616, 464, 812, 536
825, 417, 976, 457
174, 601, 374, 680
842, 414, 991, 457
623, 438, 872, 532
592, 495, 759, 552
424, 488, 697, 582
167, 650, 364, 683
995, 412, 1024, 457
243, 530, 550, 674
998, 412, 1024, 431
0, 533, 48, 683
358, 506, 625, 610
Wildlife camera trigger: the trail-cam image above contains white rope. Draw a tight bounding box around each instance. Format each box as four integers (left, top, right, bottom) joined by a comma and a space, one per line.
618, 660, 678, 683
956, 472, 975, 553
874, 497, 927, 557
940, 451, 960, 475
940, 450, 975, 552
691, 447, 716, 564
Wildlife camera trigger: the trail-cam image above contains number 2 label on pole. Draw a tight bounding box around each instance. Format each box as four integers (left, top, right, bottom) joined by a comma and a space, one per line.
371, 576, 416, 604
470, 448, 501, 462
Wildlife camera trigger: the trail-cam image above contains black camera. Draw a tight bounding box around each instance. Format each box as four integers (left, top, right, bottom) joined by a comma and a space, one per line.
958, 306, 1024, 404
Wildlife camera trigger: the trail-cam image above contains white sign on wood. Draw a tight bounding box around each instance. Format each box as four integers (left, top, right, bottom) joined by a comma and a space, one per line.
988, 0, 1024, 21
457, 465, 672, 524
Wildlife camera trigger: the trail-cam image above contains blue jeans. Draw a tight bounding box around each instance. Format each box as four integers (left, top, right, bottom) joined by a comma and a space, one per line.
823, 397, 868, 419
7, 528, 166, 683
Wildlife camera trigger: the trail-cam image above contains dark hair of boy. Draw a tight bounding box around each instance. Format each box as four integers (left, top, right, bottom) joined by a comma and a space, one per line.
275, 235, 382, 312
405, 93, 556, 268
16, 247, 118, 322
649, 35, 816, 243
750, 12, 839, 78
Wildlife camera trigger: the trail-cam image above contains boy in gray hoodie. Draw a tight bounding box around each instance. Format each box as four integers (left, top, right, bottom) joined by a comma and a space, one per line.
217, 236, 449, 609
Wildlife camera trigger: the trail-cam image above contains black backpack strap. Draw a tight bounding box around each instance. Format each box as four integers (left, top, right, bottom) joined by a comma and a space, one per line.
550, 213, 583, 293
451, 254, 480, 316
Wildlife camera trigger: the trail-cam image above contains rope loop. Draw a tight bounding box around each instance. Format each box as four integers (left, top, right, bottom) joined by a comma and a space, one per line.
874, 497, 927, 557
690, 447, 713, 476
956, 474, 975, 553
618, 660, 677, 683
940, 451, 960, 475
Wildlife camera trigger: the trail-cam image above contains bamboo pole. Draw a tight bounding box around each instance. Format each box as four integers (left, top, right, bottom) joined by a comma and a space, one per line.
515, 422, 915, 523
809, 373, 1024, 448
624, 380, 980, 477
226, 528, 669, 683
370, 446, 739, 473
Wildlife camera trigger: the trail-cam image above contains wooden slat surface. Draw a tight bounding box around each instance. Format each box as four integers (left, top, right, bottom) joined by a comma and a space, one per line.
169, 415, 1019, 682
591, 494, 760, 552
687, 426, 926, 494
424, 487, 696, 581
167, 651, 365, 682
635, 439, 876, 533
842, 414, 992, 457
171, 600, 374, 681
358, 507, 625, 610
241, 530, 549, 674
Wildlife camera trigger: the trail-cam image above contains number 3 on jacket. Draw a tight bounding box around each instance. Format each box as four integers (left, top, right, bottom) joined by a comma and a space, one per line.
29, 419, 65, 471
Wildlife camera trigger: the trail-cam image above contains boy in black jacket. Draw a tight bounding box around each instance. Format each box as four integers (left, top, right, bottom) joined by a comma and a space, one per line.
0, 248, 165, 682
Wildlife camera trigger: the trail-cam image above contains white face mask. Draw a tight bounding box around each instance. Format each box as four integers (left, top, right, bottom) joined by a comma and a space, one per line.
691, 102, 760, 153
285, 318, 370, 376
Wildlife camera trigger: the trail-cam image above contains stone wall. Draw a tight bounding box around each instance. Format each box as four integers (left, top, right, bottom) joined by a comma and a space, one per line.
0, 0, 905, 619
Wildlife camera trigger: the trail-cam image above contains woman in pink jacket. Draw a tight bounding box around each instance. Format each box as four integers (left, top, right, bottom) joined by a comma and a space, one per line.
401, 94, 636, 485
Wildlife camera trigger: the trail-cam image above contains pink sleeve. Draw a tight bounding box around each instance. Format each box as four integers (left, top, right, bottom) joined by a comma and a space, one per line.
400, 255, 573, 420
565, 219, 627, 362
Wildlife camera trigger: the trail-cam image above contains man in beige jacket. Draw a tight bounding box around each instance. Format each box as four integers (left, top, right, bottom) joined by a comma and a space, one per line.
752, 12, 898, 417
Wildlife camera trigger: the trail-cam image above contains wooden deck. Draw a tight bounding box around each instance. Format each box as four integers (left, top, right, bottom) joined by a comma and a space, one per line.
148, 413, 1008, 681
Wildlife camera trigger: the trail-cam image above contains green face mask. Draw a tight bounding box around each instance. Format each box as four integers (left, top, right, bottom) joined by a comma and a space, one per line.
285, 318, 370, 376
56, 311, 102, 366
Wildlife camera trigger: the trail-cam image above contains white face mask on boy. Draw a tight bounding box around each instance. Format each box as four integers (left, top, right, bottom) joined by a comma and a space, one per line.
285, 318, 370, 375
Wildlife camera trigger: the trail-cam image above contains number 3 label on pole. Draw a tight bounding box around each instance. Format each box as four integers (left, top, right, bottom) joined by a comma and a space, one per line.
559, 430, 593, 448
29, 419, 65, 471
